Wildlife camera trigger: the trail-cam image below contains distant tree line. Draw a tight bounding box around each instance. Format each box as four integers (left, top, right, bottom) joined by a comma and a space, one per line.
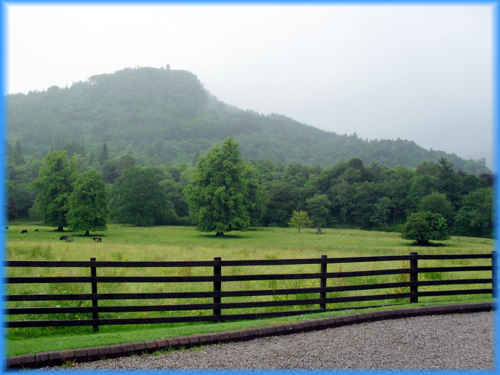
7, 138, 494, 238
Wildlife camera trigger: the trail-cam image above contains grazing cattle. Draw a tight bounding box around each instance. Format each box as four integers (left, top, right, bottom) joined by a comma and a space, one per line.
59, 235, 73, 242
20, 229, 28, 234
93, 237, 102, 243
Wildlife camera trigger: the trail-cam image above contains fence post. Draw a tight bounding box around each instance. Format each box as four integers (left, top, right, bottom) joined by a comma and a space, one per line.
492, 251, 496, 298
90, 257, 99, 332
213, 257, 222, 322
410, 252, 418, 304
320, 255, 327, 311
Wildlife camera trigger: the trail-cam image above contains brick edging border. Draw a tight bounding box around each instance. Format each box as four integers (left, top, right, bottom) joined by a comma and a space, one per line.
7, 302, 494, 369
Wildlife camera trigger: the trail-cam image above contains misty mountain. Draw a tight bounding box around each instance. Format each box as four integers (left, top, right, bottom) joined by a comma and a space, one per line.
7, 67, 489, 174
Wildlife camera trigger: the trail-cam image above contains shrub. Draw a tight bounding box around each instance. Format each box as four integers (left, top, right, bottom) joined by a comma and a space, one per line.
418, 192, 455, 227
402, 211, 449, 245
289, 210, 312, 233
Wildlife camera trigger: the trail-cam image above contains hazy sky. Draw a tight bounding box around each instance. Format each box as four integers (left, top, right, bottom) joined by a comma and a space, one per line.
7, 4, 494, 167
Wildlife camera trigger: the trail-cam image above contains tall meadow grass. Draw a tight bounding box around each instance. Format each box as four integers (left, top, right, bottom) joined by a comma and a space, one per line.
6, 223, 494, 339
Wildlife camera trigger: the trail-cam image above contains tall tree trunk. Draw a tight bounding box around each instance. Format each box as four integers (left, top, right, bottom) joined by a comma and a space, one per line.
57, 226, 64, 232
85, 230, 90, 237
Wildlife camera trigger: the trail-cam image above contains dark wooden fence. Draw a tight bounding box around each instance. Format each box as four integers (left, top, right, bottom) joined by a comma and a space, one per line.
5, 252, 495, 332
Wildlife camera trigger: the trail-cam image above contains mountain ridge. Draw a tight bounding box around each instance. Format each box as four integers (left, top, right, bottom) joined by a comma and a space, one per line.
7, 66, 489, 175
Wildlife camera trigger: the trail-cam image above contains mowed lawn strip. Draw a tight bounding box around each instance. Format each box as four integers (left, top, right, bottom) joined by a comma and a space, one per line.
7, 300, 492, 357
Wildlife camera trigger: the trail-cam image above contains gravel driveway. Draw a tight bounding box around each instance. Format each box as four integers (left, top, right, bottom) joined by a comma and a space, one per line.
47, 312, 494, 370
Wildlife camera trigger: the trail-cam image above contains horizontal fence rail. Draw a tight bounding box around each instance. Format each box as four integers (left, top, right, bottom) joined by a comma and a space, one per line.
5, 252, 495, 332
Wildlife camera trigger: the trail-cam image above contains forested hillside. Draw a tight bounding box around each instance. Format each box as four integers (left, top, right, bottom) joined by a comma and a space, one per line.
7, 66, 489, 175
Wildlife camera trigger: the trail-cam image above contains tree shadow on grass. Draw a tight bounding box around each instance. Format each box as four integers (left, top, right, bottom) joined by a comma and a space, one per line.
72, 233, 107, 238
197, 232, 249, 240
405, 241, 448, 247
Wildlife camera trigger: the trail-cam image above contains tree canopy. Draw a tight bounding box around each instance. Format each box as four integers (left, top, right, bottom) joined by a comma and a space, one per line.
418, 192, 455, 227
67, 170, 108, 236
402, 211, 449, 245
33, 151, 75, 231
306, 194, 330, 229
185, 138, 249, 236
111, 167, 172, 226
289, 210, 312, 233
8, 138, 494, 240
455, 188, 493, 237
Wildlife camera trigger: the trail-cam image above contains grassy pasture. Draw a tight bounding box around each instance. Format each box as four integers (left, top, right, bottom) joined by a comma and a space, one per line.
5, 223, 494, 355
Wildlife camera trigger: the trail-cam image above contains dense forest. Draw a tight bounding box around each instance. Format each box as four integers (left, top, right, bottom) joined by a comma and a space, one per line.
7, 66, 493, 238
8, 66, 489, 175
7, 139, 494, 238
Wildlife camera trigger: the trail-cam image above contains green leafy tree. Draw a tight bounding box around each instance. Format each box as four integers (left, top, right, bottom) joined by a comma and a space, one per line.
329, 181, 354, 225
383, 166, 413, 223
350, 182, 383, 228
159, 174, 185, 223
437, 158, 461, 208
99, 143, 109, 165
7, 181, 17, 220
242, 164, 267, 226
33, 151, 75, 231
460, 174, 481, 196
262, 179, 300, 227
6, 161, 37, 220
102, 154, 136, 183
370, 197, 394, 227
418, 192, 455, 227
13, 140, 25, 165
407, 175, 438, 212
184, 138, 249, 236
402, 211, 449, 245
160, 164, 192, 221
289, 210, 312, 233
306, 194, 330, 230
67, 170, 108, 236
416, 161, 441, 177
111, 167, 169, 226
7, 180, 34, 221
455, 188, 493, 237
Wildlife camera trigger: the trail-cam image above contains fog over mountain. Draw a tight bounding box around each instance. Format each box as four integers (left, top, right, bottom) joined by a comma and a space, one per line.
7, 5, 494, 168
7, 67, 490, 175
